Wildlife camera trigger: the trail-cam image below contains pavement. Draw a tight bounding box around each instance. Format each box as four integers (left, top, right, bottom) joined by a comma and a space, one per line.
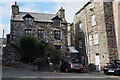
2, 66, 120, 80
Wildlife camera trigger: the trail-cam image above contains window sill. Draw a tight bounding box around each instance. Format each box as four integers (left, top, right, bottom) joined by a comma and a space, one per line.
53, 26, 61, 27
92, 24, 96, 27
54, 38, 61, 40
94, 44, 99, 46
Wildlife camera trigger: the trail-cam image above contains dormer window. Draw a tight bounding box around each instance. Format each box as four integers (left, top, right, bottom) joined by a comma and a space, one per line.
52, 15, 61, 27
23, 13, 34, 26
54, 19, 60, 26
26, 18, 32, 26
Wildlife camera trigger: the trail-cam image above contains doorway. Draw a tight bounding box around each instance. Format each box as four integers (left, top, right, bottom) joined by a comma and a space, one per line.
95, 53, 100, 71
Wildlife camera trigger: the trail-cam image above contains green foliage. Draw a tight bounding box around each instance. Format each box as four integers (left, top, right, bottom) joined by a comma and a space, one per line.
19, 36, 45, 63
88, 63, 95, 71
34, 57, 41, 64
52, 64, 60, 70
47, 43, 61, 65
0, 46, 1, 48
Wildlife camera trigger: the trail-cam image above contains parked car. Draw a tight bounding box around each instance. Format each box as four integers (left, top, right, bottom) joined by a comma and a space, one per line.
103, 60, 120, 75
60, 60, 84, 73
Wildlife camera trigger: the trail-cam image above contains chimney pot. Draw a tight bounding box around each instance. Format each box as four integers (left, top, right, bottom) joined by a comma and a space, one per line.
15, 2, 17, 5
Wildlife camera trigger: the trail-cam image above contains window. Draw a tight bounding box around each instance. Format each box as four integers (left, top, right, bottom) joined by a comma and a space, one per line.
54, 19, 60, 26
89, 35, 92, 45
25, 29, 31, 36
92, 15, 96, 26
26, 18, 32, 26
93, 33, 99, 45
55, 45, 61, 50
38, 30, 44, 39
79, 40, 82, 48
54, 30, 60, 40
78, 12, 81, 18
79, 23, 82, 32
91, 2, 95, 9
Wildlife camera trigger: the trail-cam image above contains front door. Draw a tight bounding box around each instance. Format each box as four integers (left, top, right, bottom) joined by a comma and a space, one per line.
95, 53, 100, 71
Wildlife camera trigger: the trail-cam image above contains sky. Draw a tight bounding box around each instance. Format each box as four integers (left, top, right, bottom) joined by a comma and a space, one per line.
0, 0, 89, 38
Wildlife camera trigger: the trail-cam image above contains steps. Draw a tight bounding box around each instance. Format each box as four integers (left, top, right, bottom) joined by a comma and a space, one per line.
39, 58, 49, 72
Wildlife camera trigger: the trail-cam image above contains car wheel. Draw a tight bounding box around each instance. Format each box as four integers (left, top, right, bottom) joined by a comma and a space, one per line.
104, 71, 108, 75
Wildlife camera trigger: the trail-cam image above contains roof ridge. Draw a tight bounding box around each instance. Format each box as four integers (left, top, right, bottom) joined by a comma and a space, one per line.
19, 12, 56, 15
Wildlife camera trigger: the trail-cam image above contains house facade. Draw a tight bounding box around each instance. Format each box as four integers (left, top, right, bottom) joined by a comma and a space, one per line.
113, 0, 120, 60
73, 1, 118, 70
3, 3, 67, 62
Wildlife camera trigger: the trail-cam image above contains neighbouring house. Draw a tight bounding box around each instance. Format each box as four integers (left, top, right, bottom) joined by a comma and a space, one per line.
113, 0, 120, 60
67, 23, 79, 60
3, 2, 68, 62
73, 1, 118, 70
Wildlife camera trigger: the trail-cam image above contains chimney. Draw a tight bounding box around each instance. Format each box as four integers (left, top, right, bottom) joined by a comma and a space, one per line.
12, 2, 19, 14
57, 7, 65, 20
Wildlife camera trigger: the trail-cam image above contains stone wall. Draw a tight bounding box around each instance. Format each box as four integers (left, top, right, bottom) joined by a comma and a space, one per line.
10, 20, 66, 53
113, 1, 120, 60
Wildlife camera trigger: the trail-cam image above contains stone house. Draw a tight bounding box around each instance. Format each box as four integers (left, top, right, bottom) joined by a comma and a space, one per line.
73, 1, 118, 70
113, 0, 120, 60
3, 2, 67, 62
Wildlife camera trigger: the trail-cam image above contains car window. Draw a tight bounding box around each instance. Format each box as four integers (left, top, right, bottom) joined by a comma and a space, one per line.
117, 61, 120, 65
109, 60, 120, 65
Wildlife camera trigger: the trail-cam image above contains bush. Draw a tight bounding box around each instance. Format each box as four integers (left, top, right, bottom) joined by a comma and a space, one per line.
52, 64, 60, 70
19, 36, 45, 63
88, 63, 95, 71
47, 43, 61, 65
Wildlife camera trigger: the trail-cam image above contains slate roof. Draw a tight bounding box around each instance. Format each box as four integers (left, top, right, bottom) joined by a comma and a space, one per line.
11, 12, 56, 22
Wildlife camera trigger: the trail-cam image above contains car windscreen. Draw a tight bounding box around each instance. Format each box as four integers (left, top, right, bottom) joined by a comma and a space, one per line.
109, 60, 120, 65
71, 62, 81, 64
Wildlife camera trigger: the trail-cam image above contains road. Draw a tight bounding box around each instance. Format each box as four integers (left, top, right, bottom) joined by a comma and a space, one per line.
2, 67, 120, 80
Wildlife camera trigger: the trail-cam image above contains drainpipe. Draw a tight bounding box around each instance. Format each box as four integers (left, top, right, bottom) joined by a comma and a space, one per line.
84, 7, 91, 67
65, 23, 68, 57
2, 29, 4, 46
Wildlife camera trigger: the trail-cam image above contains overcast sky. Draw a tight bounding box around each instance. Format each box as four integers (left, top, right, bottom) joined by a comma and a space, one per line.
0, 0, 89, 38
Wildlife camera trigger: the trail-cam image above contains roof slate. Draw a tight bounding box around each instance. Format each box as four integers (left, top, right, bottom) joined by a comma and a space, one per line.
11, 12, 56, 22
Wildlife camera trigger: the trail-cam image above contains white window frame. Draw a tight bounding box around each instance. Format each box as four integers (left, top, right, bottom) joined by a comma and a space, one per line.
91, 2, 95, 9
89, 35, 92, 45
92, 14, 96, 26
79, 23, 82, 32
79, 40, 82, 48
26, 18, 32, 26
94, 33, 99, 45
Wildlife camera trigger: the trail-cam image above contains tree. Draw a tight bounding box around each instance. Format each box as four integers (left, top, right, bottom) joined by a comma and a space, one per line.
19, 36, 45, 63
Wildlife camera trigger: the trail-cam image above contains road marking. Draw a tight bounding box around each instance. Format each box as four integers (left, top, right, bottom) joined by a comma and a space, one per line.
42, 72, 72, 74
2, 66, 29, 71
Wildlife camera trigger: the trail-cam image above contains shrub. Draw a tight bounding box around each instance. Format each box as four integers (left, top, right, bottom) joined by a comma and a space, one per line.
88, 63, 96, 71
47, 43, 60, 65
19, 36, 45, 63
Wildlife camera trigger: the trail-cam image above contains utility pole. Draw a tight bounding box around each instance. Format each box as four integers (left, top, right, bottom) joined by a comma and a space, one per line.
84, 7, 90, 67
2, 29, 4, 45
